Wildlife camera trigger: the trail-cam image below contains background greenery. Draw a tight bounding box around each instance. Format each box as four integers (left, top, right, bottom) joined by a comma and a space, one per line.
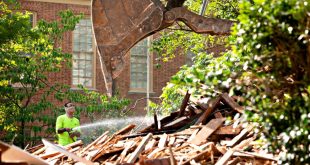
0, 1, 130, 148
151, 0, 309, 164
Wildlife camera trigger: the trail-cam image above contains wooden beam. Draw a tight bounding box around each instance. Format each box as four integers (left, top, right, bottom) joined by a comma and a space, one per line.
168, 146, 176, 165
227, 157, 241, 165
181, 146, 211, 165
119, 141, 135, 163
195, 97, 221, 125
189, 118, 225, 145
220, 93, 244, 113
215, 149, 234, 165
178, 90, 191, 117
234, 151, 278, 161
158, 134, 168, 149
127, 133, 153, 163
115, 124, 136, 135
213, 125, 242, 135
154, 113, 159, 130
226, 126, 253, 147
81, 131, 109, 154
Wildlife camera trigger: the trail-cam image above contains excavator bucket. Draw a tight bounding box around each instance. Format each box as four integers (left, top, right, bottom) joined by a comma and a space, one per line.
92, 0, 164, 95
92, 0, 234, 95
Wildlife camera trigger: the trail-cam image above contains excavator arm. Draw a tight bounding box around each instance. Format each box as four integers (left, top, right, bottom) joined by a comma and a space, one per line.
92, 0, 234, 96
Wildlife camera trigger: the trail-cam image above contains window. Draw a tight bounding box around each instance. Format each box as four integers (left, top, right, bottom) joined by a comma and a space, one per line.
72, 18, 95, 88
28, 12, 37, 27
130, 37, 152, 92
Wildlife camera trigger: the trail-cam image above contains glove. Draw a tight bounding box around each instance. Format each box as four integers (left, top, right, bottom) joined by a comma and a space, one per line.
65, 128, 72, 132
57, 128, 72, 134
69, 131, 81, 138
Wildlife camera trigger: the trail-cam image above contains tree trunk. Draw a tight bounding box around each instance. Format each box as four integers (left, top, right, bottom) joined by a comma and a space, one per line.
20, 108, 25, 148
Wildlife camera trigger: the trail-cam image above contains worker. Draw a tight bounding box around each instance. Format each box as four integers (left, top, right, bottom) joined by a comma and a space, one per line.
56, 102, 81, 146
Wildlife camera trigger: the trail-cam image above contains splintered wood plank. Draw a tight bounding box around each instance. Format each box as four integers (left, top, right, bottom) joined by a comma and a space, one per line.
175, 128, 195, 135
109, 155, 118, 162
154, 113, 159, 130
27, 144, 44, 153
227, 157, 241, 165
174, 144, 189, 152
127, 133, 153, 163
164, 116, 188, 128
40, 140, 83, 159
232, 151, 254, 158
95, 135, 108, 146
158, 134, 168, 148
214, 125, 242, 135
81, 131, 109, 153
118, 141, 135, 162
175, 139, 185, 146
214, 112, 223, 118
178, 90, 191, 117
92, 135, 120, 161
235, 151, 278, 161
64, 140, 83, 148
190, 125, 203, 129
85, 149, 99, 160
187, 129, 199, 142
168, 146, 177, 165
145, 139, 157, 151
220, 93, 244, 113
215, 149, 234, 165
189, 144, 203, 152
181, 147, 211, 165
47, 146, 81, 162
115, 124, 136, 135
113, 140, 126, 148
40, 151, 59, 159
168, 136, 176, 146
32, 146, 47, 155
234, 136, 255, 150
92, 125, 135, 161
195, 97, 221, 125
142, 157, 171, 165
147, 148, 165, 159
189, 118, 225, 145
226, 126, 253, 147
139, 112, 179, 133
199, 142, 214, 151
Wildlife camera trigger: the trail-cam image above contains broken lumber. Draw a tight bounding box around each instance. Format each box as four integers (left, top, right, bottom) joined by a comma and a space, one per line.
127, 133, 153, 163
189, 118, 225, 145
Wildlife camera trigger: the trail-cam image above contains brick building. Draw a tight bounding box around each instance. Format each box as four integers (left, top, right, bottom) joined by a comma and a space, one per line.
19, 0, 187, 120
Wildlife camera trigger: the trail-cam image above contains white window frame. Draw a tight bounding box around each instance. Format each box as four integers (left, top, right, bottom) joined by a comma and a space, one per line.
71, 18, 96, 89
129, 37, 153, 93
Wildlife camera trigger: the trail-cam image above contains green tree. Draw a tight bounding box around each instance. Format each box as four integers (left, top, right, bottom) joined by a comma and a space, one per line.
156, 0, 309, 164
0, 1, 130, 147
151, 0, 238, 114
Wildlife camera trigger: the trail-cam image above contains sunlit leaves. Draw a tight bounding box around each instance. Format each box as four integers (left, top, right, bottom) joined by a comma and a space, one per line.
157, 0, 309, 163
0, 1, 84, 146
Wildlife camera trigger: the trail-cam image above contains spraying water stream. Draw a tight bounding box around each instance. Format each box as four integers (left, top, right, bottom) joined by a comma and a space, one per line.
73, 116, 162, 144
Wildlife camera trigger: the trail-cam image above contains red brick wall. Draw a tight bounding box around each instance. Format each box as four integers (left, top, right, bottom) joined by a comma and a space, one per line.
116, 52, 186, 115
19, 1, 187, 120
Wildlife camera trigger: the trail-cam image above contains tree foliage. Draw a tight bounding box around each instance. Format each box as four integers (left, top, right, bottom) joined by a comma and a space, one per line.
151, 0, 238, 114
0, 1, 130, 147
154, 0, 310, 164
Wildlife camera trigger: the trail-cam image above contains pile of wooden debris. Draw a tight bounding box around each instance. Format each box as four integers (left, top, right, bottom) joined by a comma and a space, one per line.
28, 92, 278, 165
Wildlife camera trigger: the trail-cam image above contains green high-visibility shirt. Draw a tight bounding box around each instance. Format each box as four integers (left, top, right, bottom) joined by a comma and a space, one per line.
56, 114, 80, 146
